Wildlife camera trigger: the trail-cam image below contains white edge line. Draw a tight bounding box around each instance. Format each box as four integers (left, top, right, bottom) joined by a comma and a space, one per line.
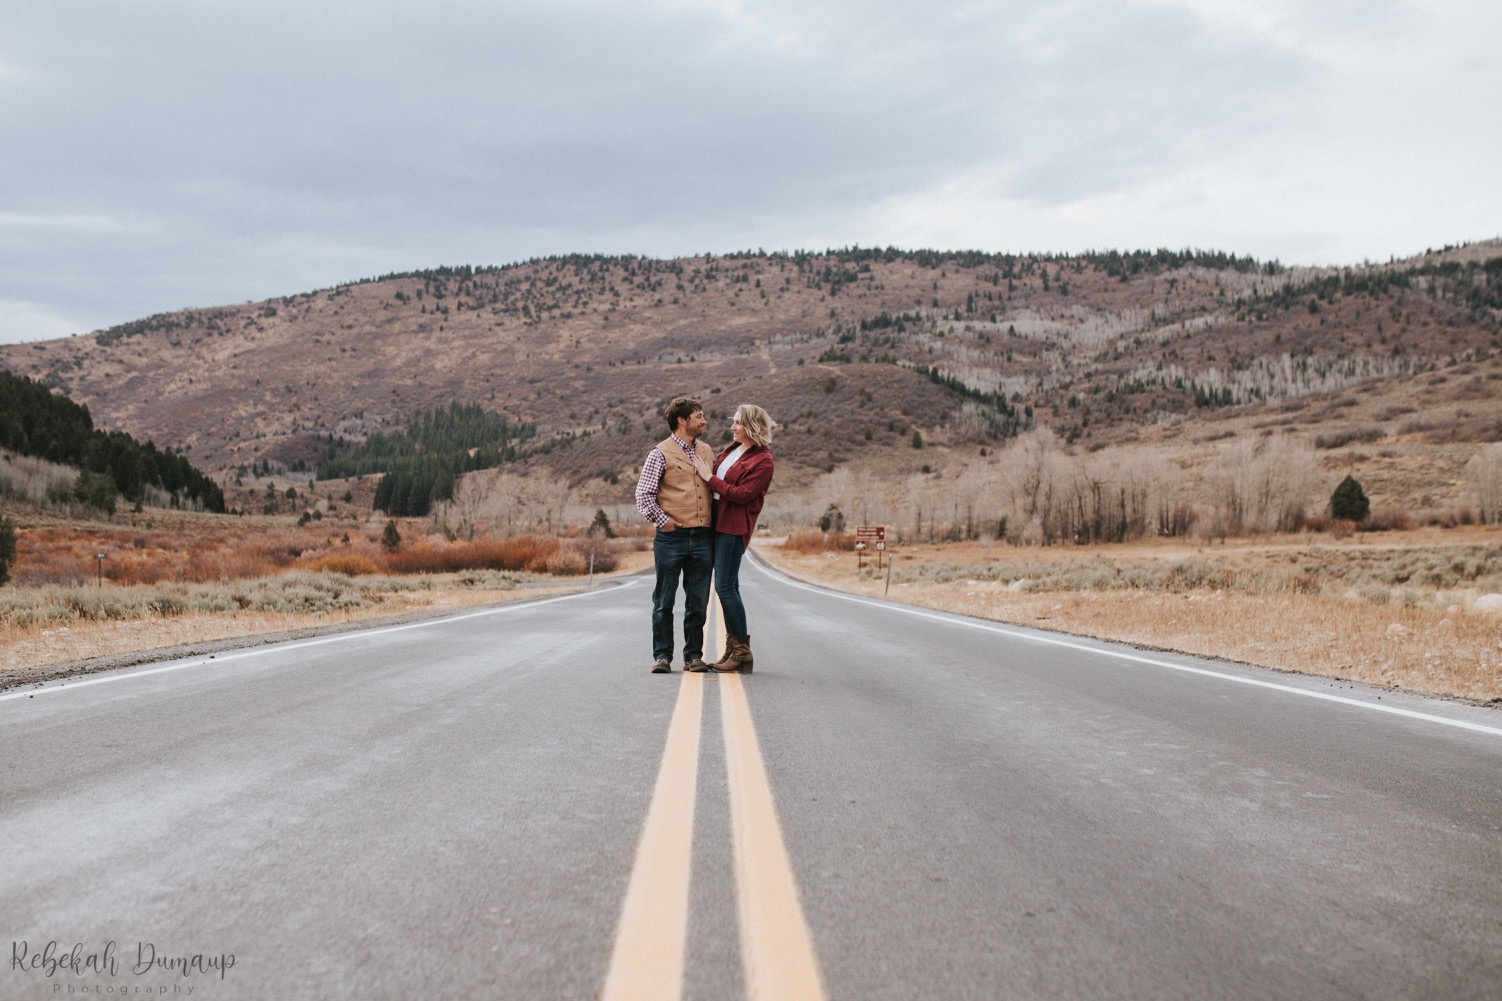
748, 553, 1502, 739
0, 580, 639, 703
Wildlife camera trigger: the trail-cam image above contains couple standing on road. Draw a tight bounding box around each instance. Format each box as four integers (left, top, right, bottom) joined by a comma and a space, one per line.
633, 396, 776, 675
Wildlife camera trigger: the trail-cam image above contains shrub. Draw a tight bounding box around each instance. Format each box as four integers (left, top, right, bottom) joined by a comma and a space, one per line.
187, 589, 243, 614
383, 535, 561, 574
1360, 506, 1413, 532
824, 531, 857, 551
62, 587, 150, 621
109, 556, 171, 586
148, 593, 188, 617
783, 529, 830, 554
1416, 506, 1475, 528
300, 554, 382, 576
1314, 426, 1385, 449
383, 545, 458, 574
1299, 513, 1331, 533
544, 548, 588, 575
491, 536, 559, 572
783, 530, 856, 554
247, 581, 347, 614
569, 537, 619, 573
1164, 559, 1235, 591
193, 547, 280, 582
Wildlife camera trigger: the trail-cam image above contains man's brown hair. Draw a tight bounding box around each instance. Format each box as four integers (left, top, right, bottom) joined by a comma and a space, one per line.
663, 396, 703, 433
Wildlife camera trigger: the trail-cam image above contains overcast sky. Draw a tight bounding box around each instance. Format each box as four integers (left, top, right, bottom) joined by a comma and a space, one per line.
1, 0, 1498, 344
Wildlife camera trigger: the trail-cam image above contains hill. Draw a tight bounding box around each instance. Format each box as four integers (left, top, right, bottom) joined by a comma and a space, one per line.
0, 242, 1497, 508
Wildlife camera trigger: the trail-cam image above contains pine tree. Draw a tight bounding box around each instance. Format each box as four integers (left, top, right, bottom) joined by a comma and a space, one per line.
389, 472, 413, 517
818, 504, 845, 533
373, 473, 393, 512
0, 516, 17, 586
0, 370, 223, 511
381, 520, 402, 551
1330, 474, 1370, 522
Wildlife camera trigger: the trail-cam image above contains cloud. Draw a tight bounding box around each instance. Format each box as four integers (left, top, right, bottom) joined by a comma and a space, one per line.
0, 299, 89, 346
0, 0, 1497, 341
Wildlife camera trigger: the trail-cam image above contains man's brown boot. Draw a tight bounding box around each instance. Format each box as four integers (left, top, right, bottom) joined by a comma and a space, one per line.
712, 635, 753, 673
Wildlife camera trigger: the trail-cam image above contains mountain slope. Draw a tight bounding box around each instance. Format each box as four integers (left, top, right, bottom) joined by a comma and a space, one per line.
1, 243, 1497, 492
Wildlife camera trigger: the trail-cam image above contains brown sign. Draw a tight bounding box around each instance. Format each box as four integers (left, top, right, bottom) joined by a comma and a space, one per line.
856, 526, 887, 565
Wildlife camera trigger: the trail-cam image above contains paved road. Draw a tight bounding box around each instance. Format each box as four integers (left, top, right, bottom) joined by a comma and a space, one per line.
3, 555, 1500, 1000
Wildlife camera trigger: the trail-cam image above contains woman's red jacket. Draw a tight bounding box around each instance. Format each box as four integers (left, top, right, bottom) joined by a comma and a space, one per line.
708, 444, 774, 551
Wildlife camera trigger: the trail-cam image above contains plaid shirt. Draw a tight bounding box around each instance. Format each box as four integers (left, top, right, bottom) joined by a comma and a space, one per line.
635, 433, 700, 526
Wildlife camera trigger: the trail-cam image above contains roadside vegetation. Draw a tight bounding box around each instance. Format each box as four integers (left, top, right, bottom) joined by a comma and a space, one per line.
0, 498, 648, 681
0, 570, 585, 682
761, 531, 1502, 703
761, 427, 1502, 703
775, 431, 1502, 547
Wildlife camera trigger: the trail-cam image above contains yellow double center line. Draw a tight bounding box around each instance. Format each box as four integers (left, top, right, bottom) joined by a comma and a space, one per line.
602, 600, 826, 1001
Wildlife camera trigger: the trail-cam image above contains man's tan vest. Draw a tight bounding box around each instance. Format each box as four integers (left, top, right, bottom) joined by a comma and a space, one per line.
656, 436, 714, 528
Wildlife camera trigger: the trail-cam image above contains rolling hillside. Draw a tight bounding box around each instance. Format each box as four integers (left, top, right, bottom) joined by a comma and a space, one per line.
0, 242, 1497, 501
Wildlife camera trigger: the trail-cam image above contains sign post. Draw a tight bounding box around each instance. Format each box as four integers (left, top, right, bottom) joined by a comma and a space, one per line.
855, 526, 886, 571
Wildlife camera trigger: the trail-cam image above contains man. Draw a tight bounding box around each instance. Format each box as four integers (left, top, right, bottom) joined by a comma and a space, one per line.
634, 397, 716, 674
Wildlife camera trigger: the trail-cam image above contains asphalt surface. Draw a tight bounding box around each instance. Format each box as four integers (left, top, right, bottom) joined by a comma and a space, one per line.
3, 556, 1500, 1000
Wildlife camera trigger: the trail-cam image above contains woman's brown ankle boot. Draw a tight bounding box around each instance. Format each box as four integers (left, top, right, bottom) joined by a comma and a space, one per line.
713, 635, 753, 673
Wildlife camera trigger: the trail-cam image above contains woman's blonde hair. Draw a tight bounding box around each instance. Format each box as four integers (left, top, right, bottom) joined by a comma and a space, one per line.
734, 404, 777, 448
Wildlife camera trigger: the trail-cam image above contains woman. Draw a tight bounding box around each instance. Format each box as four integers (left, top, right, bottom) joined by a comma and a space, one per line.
688, 403, 776, 673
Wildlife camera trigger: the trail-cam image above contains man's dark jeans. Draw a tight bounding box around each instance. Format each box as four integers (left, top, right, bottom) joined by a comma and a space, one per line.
652, 526, 713, 663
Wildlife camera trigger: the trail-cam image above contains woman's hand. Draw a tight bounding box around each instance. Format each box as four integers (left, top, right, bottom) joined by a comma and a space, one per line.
689, 452, 713, 481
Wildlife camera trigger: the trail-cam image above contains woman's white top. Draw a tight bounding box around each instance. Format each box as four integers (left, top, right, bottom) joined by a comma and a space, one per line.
712, 444, 746, 500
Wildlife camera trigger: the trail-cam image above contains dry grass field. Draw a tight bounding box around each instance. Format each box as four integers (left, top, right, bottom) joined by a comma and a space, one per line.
0, 577, 563, 680
0, 504, 654, 686
4, 505, 641, 586
756, 527, 1502, 703
0, 554, 654, 687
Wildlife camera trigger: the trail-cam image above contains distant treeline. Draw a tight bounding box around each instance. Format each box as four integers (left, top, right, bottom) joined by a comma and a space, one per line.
158, 246, 1285, 319
0, 369, 225, 512
1236, 257, 1502, 319
356, 246, 1272, 278
317, 402, 536, 517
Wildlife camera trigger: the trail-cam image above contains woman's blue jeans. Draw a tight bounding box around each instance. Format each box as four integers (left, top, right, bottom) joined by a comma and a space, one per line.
713, 531, 748, 638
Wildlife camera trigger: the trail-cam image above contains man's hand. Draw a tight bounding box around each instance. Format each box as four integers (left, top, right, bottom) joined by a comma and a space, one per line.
661, 518, 679, 532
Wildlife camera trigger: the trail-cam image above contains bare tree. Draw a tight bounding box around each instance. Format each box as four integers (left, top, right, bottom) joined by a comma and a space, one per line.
432, 468, 576, 536
1205, 435, 1322, 534
1465, 443, 1502, 524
